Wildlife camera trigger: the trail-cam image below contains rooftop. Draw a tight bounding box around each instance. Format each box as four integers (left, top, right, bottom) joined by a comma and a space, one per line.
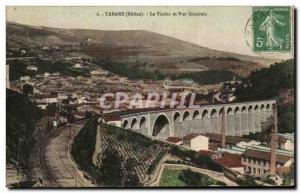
204, 133, 251, 145
242, 149, 293, 164
183, 133, 202, 140
166, 137, 182, 144
216, 152, 243, 168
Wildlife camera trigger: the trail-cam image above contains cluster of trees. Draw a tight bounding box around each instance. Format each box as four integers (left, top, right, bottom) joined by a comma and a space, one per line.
99, 149, 141, 187
147, 150, 166, 174
8, 58, 89, 81
236, 59, 294, 133
178, 169, 226, 186
282, 164, 294, 186
189, 56, 242, 62
8, 60, 36, 81
171, 70, 238, 85
169, 146, 223, 172
97, 59, 164, 80
278, 104, 294, 133
97, 58, 237, 84
236, 59, 294, 101
73, 122, 161, 186
34, 58, 89, 77
6, 89, 42, 169
236, 175, 259, 186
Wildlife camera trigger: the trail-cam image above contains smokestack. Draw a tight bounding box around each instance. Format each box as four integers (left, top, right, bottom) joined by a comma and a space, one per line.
221, 107, 226, 148
269, 104, 278, 176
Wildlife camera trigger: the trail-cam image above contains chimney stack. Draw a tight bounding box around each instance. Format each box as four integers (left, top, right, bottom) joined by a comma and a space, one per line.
269, 104, 278, 176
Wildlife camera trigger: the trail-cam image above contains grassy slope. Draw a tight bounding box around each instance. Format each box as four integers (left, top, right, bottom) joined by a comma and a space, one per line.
159, 168, 226, 187
159, 169, 187, 186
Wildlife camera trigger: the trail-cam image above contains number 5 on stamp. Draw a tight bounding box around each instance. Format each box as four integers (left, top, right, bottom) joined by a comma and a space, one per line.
252, 7, 291, 52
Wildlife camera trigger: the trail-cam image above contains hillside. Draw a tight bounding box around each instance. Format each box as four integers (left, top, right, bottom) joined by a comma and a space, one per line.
235, 59, 295, 133
7, 22, 280, 77
72, 121, 166, 187
6, 89, 42, 166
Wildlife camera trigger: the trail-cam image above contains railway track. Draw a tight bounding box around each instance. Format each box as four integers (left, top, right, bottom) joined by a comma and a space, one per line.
37, 138, 60, 187
32, 120, 93, 187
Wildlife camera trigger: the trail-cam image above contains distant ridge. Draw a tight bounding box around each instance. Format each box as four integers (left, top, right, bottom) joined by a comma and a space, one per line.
7, 22, 280, 77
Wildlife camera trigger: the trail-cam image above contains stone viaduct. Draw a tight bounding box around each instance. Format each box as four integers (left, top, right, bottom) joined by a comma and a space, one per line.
120, 100, 276, 139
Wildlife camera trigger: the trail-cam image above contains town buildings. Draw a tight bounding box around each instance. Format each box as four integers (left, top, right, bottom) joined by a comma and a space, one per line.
183, 133, 209, 151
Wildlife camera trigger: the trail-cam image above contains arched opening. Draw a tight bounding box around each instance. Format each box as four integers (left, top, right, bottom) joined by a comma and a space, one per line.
210, 109, 218, 133
260, 104, 265, 111
266, 104, 270, 110
193, 110, 200, 119
173, 112, 181, 122
140, 116, 146, 129
247, 166, 251, 173
226, 107, 234, 135
122, 119, 128, 128
254, 105, 259, 112
248, 105, 254, 133
234, 106, 240, 114
241, 106, 247, 114
248, 105, 253, 112
202, 109, 209, 118
272, 103, 276, 109
211, 109, 217, 117
227, 107, 233, 115
219, 107, 225, 116
152, 114, 170, 137
131, 118, 138, 130
183, 111, 191, 121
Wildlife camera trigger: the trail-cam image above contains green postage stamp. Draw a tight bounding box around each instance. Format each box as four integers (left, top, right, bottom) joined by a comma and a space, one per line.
252, 7, 291, 52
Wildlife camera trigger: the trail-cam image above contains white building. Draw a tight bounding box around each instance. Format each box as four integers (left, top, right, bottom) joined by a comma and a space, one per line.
183, 133, 209, 151
44, 72, 50, 77
26, 65, 38, 71
236, 140, 261, 148
278, 133, 294, 152
73, 63, 82, 69
90, 70, 108, 80
20, 76, 30, 81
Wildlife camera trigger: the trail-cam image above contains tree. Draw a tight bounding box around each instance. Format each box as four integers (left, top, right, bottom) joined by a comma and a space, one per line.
22, 84, 33, 95
99, 149, 124, 186
123, 158, 141, 187
278, 105, 294, 133
237, 175, 259, 186
282, 164, 294, 186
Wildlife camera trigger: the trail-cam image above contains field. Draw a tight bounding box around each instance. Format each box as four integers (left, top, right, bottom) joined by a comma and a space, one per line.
159, 168, 226, 187
159, 169, 187, 187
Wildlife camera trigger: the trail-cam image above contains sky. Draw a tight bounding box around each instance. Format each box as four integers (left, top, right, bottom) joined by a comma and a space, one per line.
6, 6, 293, 58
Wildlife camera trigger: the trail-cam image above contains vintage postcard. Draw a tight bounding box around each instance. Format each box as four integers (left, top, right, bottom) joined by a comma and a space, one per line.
6, 6, 295, 188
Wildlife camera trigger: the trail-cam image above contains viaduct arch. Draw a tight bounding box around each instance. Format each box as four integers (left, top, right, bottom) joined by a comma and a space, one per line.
119, 100, 276, 139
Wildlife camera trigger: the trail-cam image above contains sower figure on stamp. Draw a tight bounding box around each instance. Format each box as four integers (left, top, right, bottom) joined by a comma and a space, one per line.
259, 9, 286, 49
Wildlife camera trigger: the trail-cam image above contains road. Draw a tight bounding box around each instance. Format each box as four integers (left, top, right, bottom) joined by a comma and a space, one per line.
6, 56, 37, 60
31, 121, 94, 187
